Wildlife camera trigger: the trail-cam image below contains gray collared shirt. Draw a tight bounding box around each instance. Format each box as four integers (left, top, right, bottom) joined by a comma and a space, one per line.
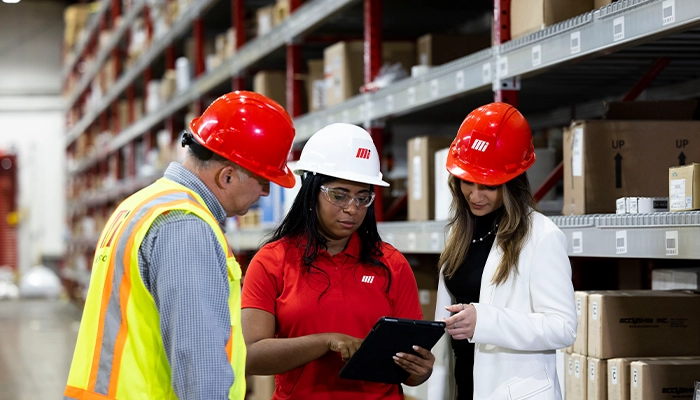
138, 162, 233, 399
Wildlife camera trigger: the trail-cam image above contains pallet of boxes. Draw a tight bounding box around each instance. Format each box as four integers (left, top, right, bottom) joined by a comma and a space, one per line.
563, 290, 700, 400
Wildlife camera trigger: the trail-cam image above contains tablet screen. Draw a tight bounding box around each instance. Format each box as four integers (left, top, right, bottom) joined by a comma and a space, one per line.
338, 317, 446, 384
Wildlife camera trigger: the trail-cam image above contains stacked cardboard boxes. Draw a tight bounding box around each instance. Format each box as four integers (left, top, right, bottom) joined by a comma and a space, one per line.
565, 291, 700, 400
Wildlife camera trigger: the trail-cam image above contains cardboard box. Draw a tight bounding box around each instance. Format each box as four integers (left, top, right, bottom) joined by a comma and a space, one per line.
256, 5, 275, 37
670, 163, 700, 211
573, 291, 589, 355
416, 33, 491, 66
609, 358, 633, 400
630, 359, 700, 400
407, 136, 455, 221
587, 291, 700, 359
249, 375, 275, 400
588, 357, 607, 400
563, 120, 700, 215
607, 357, 686, 400
511, 0, 594, 39
273, 0, 290, 25
419, 289, 438, 320
595, 0, 618, 8
652, 268, 700, 290
307, 59, 325, 113
323, 41, 416, 107
253, 71, 286, 109
434, 148, 451, 221
567, 353, 588, 400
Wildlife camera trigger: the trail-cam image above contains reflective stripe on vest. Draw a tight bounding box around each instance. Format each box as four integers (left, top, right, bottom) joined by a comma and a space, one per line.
64, 178, 245, 399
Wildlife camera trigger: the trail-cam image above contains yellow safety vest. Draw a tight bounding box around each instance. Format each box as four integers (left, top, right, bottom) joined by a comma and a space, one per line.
64, 177, 246, 399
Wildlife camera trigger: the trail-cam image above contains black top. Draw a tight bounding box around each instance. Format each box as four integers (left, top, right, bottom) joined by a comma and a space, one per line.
444, 207, 504, 400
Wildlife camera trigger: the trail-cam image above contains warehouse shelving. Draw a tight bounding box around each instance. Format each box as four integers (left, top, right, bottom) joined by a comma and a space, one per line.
225, 211, 700, 259
61, 0, 112, 81
63, 0, 700, 285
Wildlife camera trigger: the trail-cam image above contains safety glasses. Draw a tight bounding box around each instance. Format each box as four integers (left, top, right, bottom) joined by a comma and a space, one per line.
320, 185, 375, 208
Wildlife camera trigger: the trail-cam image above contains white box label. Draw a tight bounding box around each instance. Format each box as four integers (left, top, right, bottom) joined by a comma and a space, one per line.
407, 232, 417, 251
430, 79, 439, 98
576, 298, 582, 316
613, 16, 625, 41
532, 45, 542, 67
670, 178, 686, 210
570, 31, 581, 54
572, 231, 583, 254
568, 358, 573, 375
666, 230, 679, 256
457, 70, 466, 90
411, 155, 422, 200
633, 368, 638, 387
386, 95, 394, 112
592, 301, 598, 321
575, 360, 580, 378
616, 230, 627, 254
663, 0, 675, 25
612, 366, 618, 385
481, 64, 490, 85
408, 87, 416, 105
431, 232, 441, 251
590, 361, 595, 380
572, 127, 583, 177
497, 56, 508, 78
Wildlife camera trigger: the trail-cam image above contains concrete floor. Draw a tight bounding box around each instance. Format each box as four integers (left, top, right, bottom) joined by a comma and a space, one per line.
0, 299, 81, 400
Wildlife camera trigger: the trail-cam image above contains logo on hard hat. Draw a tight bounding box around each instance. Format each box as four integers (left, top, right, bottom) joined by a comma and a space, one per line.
471, 139, 490, 152
356, 148, 371, 159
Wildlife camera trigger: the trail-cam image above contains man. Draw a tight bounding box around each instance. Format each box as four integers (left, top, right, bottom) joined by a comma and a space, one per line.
64, 91, 296, 400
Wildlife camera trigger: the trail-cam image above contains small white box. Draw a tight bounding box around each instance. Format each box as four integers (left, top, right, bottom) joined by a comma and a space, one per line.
626, 197, 638, 214
616, 198, 626, 214
636, 197, 668, 213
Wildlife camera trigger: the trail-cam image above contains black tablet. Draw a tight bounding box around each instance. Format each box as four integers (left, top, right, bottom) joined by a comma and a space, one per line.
338, 317, 446, 384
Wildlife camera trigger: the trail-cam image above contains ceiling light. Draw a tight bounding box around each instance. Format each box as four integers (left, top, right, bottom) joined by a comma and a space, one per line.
2, 0, 21, 4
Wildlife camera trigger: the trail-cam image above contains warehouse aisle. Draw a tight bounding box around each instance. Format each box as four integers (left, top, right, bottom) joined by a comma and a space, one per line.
0, 300, 81, 400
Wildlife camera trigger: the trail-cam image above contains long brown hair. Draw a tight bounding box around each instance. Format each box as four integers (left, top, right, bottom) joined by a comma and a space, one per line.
439, 173, 539, 285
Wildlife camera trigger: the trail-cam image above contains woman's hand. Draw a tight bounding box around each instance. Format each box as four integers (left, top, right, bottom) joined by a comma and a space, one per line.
395, 346, 435, 386
325, 333, 363, 361
444, 303, 477, 340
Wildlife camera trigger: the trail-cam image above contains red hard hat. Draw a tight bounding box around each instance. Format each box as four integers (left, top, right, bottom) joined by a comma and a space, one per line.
189, 91, 296, 188
446, 102, 535, 186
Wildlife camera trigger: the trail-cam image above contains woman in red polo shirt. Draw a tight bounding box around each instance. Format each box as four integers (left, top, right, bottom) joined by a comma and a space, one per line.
241, 123, 435, 400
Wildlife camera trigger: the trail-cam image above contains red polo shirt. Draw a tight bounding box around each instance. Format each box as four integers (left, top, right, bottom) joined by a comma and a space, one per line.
242, 233, 423, 400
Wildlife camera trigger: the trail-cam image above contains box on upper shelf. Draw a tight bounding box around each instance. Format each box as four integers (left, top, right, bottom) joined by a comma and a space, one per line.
669, 163, 700, 211
562, 101, 700, 215
416, 33, 491, 67
253, 71, 287, 110
511, 0, 594, 39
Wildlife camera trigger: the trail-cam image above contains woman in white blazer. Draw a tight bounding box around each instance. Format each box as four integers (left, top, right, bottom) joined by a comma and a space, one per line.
427, 103, 577, 400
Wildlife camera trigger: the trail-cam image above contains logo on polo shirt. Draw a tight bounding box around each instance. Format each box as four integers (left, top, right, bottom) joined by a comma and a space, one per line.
361, 275, 374, 284
356, 148, 371, 159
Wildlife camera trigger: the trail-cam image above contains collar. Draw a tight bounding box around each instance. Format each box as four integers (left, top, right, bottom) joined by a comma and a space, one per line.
163, 162, 227, 225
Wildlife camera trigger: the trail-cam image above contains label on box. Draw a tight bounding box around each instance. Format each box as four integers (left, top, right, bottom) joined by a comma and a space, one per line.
572, 128, 583, 177
612, 366, 618, 385
412, 155, 423, 200
568, 357, 573, 375
575, 359, 580, 378
670, 178, 686, 210
632, 368, 638, 388
576, 298, 582, 316
590, 361, 595, 381
592, 301, 598, 321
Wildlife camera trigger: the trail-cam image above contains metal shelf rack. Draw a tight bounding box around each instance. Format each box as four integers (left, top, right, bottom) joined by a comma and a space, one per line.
225, 211, 700, 259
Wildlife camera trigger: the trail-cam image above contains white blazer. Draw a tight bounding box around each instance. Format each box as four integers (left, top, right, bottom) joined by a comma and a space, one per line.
427, 211, 577, 400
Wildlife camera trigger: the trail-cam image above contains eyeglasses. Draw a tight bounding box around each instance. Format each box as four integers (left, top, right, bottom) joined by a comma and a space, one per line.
320, 185, 375, 208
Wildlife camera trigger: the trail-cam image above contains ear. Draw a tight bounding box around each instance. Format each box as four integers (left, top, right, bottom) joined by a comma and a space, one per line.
215, 166, 235, 189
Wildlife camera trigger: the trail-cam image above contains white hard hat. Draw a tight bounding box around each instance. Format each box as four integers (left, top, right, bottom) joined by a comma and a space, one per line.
294, 123, 389, 187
